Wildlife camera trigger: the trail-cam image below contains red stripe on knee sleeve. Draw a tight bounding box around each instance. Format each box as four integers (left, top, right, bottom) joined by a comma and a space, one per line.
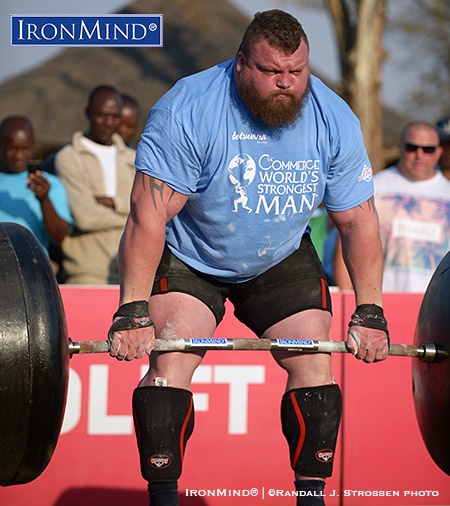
179, 396, 194, 462
289, 391, 306, 469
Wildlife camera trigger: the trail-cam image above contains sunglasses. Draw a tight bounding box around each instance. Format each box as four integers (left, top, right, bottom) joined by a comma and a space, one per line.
404, 142, 438, 154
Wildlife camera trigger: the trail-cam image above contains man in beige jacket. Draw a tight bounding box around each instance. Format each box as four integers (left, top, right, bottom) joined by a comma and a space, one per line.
56, 85, 136, 284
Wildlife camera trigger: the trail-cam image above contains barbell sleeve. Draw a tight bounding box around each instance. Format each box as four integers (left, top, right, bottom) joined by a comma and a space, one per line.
68, 338, 448, 362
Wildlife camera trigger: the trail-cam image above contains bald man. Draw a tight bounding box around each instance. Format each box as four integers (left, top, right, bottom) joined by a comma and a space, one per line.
374, 121, 450, 291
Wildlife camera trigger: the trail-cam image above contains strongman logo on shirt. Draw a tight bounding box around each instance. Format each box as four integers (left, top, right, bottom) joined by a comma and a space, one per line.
228, 152, 320, 215
228, 153, 257, 212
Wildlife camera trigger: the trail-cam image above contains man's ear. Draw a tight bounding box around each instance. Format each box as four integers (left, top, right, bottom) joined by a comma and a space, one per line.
235, 51, 246, 74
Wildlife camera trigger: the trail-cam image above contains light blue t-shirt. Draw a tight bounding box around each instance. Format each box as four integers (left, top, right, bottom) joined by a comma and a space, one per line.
135, 60, 373, 282
0, 170, 73, 252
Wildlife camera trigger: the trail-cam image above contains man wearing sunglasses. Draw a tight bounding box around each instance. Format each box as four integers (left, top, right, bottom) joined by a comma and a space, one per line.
374, 121, 450, 292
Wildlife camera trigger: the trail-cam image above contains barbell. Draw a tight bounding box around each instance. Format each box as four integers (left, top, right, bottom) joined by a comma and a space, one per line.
68, 336, 447, 360
0, 222, 449, 487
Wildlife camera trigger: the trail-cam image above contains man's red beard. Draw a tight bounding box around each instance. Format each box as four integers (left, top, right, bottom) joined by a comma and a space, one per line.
237, 76, 311, 128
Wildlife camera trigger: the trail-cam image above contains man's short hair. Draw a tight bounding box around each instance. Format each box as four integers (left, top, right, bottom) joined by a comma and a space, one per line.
238, 9, 309, 57
87, 84, 122, 109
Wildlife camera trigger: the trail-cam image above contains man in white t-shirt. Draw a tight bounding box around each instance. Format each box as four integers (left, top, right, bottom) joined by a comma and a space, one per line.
55, 85, 136, 284
374, 121, 450, 292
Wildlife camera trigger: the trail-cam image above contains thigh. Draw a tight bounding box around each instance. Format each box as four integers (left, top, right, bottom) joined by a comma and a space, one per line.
263, 309, 334, 390
139, 292, 217, 390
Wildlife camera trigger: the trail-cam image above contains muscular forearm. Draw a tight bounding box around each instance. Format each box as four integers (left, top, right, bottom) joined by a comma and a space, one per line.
330, 199, 389, 363
118, 216, 166, 305
340, 221, 383, 306
118, 174, 189, 306
330, 197, 384, 305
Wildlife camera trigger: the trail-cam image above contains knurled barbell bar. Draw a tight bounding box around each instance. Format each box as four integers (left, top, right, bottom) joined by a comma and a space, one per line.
0, 222, 449, 487
67, 336, 448, 361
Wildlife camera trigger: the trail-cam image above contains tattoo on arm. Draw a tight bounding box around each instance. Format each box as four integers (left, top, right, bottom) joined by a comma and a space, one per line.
358, 196, 376, 212
140, 174, 175, 209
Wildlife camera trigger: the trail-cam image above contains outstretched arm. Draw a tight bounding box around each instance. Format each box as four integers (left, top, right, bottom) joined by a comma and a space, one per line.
328, 197, 383, 305
328, 197, 389, 363
109, 173, 188, 361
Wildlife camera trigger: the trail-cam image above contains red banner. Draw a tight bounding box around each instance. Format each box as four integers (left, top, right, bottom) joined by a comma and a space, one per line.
0, 287, 448, 506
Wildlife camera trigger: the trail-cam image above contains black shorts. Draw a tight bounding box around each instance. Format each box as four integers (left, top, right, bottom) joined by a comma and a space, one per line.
152, 234, 332, 336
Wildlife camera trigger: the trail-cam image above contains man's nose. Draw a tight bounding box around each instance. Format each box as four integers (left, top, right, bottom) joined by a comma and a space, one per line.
276, 73, 292, 89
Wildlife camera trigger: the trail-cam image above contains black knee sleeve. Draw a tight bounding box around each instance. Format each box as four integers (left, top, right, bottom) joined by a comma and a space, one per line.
281, 384, 342, 478
133, 386, 194, 483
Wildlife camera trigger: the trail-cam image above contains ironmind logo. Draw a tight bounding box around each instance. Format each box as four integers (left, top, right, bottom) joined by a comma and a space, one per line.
11, 15, 163, 47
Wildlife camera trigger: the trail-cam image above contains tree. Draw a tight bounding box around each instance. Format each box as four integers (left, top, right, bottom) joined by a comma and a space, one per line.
324, 0, 386, 172
296, 0, 450, 167
294, 0, 387, 170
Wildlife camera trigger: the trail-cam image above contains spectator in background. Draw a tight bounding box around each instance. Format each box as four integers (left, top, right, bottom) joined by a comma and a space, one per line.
0, 116, 72, 275
373, 121, 450, 292
117, 94, 141, 148
55, 85, 136, 284
333, 121, 450, 292
42, 92, 141, 173
436, 114, 450, 180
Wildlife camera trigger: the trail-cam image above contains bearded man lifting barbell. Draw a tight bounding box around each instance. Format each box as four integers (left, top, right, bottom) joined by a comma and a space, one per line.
108, 10, 389, 506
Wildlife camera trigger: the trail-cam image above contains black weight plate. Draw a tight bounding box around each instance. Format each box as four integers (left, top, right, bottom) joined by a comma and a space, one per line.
0, 223, 69, 486
413, 249, 450, 476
